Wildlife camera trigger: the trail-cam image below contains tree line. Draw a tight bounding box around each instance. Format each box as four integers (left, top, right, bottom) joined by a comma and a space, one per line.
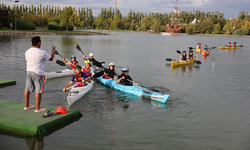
0, 3, 250, 35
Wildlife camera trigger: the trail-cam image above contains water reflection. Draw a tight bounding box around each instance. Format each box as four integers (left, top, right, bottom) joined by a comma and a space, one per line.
171, 64, 199, 73
25, 138, 44, 150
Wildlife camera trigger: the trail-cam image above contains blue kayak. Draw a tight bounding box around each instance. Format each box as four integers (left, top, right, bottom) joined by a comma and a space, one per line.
96, 76, 170, 103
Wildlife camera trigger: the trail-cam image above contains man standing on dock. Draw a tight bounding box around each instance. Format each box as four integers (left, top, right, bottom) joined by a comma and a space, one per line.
24, 36, 55, 113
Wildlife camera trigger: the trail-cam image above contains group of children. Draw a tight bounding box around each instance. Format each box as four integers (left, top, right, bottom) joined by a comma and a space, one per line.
62, 53, 139, 91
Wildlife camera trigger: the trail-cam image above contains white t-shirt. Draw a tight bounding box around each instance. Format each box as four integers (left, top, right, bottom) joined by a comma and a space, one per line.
25, 47, 51, 75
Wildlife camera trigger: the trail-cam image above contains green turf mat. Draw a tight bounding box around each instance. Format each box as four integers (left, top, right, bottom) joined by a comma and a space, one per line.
0, 100, 82, 136
0, 79, 16, 87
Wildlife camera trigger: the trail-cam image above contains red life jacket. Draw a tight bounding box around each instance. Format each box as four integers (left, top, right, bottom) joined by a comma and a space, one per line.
74, 72, 84, 87
104, 69, 115, 79
228, 44, 232, 47
70, 60, 78, 69
198, 45, 201, 49
82, 68, 92, 77
234, 43, 236, 47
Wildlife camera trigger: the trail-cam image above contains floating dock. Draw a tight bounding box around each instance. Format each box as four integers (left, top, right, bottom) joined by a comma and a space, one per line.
0, 100, 82, 136
0, 79, 16, 87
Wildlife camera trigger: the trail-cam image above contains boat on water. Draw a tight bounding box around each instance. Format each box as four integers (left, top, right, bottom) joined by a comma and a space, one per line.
96, 77, 169, 103
67, 80, 95, 105
171, 60, 194, 67
196, 49, 202, 53
201, 50, 210, 56
161, 32, 171, 36
219, 46, 241, 49
165, 3, 183, 33
44, 69, 73, 79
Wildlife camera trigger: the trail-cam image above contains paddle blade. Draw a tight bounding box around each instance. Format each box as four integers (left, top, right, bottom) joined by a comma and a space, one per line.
195, 60, 202, 64
166, 58, 173, 61
54, 50, 59, 55
76, 44, 81, 51
176, 50, 181, 54
92, 71, 104, 78
239, 45, 243, 47
92, 60, 103, 67
189, 47, 194, 49
104, 68, 116, 76
56, 60, 66, 66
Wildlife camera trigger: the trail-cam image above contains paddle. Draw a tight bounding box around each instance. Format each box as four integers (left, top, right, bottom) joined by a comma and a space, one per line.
76, 43, 104, 68
189, 47, 216, 49
54, 50, 75, 66
56, 60, 71, 69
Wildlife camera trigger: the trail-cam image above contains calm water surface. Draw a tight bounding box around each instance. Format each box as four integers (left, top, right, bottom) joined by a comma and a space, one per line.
0, 32, 250, 150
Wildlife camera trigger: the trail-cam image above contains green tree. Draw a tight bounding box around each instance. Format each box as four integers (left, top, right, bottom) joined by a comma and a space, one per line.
60, 6, 73, 31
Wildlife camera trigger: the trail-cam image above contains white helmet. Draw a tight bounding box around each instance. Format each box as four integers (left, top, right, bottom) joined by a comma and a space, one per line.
121, 67, 129, 72
89, 53, 93, 57
109, 62, 115, 66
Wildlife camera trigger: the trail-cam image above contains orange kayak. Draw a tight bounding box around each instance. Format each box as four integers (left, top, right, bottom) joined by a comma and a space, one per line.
201, 50, 209, 56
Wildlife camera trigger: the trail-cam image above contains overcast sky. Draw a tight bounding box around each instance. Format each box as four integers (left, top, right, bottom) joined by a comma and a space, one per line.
2, 0, 250, 18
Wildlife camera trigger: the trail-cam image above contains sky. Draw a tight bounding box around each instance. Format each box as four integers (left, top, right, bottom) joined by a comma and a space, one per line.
2, 0, 250, 19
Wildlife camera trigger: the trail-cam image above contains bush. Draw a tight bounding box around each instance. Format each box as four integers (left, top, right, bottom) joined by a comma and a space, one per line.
0, 16, 9, 27
68, 25, 74, 31
47, 18, 60, 24
7, 18, 36, 30
233, 29, 249, 35
186, 25, 195, 35
161, 25, 166, 32
205, 31, 210, 34
47, 22, 59, 30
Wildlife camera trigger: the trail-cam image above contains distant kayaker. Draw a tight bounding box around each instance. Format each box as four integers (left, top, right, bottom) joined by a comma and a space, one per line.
178, 51, 189, 61
82, 60, 94, 78
233, 41, 238, 47
104, 62, 118, 79
196, 43, 202, 49
228, 42, 232, 47
63, 55, 79, 70
203, 45, 210, 51
24, 36, 55, 113
62, 65, 88, 92
188, 50, 196, 60
115, 67, 139, 86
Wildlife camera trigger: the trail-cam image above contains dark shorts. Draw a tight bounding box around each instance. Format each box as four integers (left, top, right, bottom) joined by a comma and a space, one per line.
25, 71, 45, 93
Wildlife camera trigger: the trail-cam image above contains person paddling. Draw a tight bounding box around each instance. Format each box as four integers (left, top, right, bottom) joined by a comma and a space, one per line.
228, 42, 232, 47
83, 53, 103, 68
63, 55, 79, 71
82, 60, 94, 78
115, 67, 139, 86
24, 36, 55, 113
188, 50, 196, 60
233, 41, 238, 47
104, 62, 118, 79
196, 43, 202, 49
62, 65, 88, 91
178, 51, 189, 61
203, 45, 210, 51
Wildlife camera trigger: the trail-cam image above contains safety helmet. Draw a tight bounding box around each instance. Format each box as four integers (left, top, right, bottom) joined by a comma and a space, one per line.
56, 106, 68, 114
84, 60, 91, 64
109, 62, 115, 66
75, 65, 82, 70
234, 41, 236, 43
121, 67, 129, 72
182, 51, 186, 53
89, 53, 94, 57
71, 55, 76, 58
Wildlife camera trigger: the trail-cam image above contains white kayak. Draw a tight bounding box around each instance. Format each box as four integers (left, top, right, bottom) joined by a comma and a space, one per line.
44, 69, 74, 79
67, 80, 95, 105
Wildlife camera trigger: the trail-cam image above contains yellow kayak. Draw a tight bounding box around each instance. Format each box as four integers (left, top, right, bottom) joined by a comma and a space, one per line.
196, 49, 202, 53
219, 46, 241, 49
172, 60, 194, 67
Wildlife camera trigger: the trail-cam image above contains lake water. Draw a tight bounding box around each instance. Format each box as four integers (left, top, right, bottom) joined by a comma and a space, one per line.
0, 31, 250, 150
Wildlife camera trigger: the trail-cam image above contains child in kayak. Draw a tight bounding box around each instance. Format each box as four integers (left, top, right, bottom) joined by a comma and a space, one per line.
203, 45, 210, 51
178, 51, 189, 61
228, 42, 232, 47
103, 62, 118, 79
188, 50, 196, 60
196, 43, 202, 49
233, 41, 238, 47
62, 65, 88, 91
83, 53, 104, 68
63, 55, 79, 71
82, 60, 94, 78
115, 67, 139, 86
